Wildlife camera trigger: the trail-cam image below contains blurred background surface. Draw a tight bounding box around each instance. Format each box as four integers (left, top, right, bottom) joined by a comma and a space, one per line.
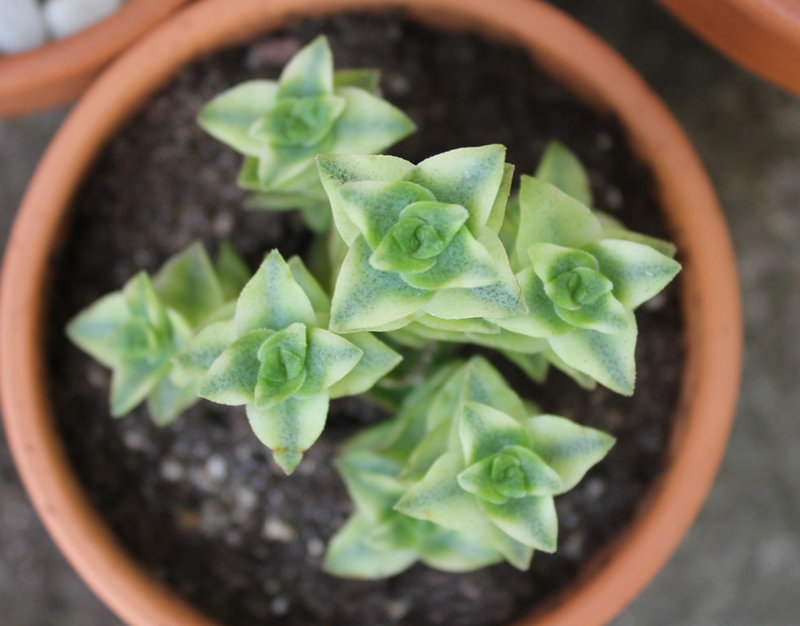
1, 1, 799, 624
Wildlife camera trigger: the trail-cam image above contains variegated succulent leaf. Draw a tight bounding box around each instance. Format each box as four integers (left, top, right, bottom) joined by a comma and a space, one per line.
198, 36, 415, 232
192, 250, 375, 473
387, 358, 613, 564
493, 169, 680, 394
317, 146, 525, 332
67, 243, 244, 424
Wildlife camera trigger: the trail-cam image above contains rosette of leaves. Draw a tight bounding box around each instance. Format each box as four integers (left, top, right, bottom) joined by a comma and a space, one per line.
325, 358, 614, 576
392, 357, 615, 570
485, 142, 682, 395
66, 242, 249, 425
176, 250, 401, 473
316, 145, 525, 332
198, 35, 415, 232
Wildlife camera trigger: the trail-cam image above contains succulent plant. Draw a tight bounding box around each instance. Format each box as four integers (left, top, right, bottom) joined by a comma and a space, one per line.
67, 242, 249, 425
316, 145, 524, 332
67, 35, 683, 580
199, 35, 415, 232
326, 357, 614, 575
177, 250, 400, 473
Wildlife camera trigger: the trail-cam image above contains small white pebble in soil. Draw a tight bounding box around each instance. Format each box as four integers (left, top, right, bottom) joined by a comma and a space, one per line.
561, 529, 586, 560
384, 598, 410, 620
160, 459, 185, 482
0, 0, 47, 54
595, 131, 613, 151
246, 37, 301, 68
270, 596, 290, 617
234, 486, 258, 511
262, 517, 296, 542
86, 364, 106, 388
643, 291, 667, 312
306, 536, 325, 558
122, 429, 147, 451
132, 247, 152, 268
585, 477, 607, 501
43, 0, 122, 41
386, 73, 411, 96
604, 186, 624, 210
212, 211, 234, 237
205, 455, 228, 482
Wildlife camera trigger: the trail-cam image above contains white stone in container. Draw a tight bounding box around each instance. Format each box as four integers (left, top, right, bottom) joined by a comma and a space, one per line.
43, 0, 122, 40
0, 0, 48, 54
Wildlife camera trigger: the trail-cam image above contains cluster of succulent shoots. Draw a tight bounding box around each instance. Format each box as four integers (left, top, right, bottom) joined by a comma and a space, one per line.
67, 36, 681, 578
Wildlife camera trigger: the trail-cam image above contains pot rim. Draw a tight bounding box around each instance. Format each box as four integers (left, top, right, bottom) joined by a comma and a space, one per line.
659, 0, 800, 97
0, 0, 742, 625
0, 0, 188, 117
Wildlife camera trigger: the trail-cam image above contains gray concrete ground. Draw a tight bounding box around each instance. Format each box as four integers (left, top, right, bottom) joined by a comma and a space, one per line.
1, 1, 799, 624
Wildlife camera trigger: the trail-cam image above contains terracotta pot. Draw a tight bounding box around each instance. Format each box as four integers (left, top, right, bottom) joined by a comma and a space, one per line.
660, 0, 800, 97
0, 0, 188, 118
0, 0, 742, 624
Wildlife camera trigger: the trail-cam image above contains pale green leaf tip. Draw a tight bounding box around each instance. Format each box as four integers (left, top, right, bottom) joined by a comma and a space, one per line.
274, 449, 304, 474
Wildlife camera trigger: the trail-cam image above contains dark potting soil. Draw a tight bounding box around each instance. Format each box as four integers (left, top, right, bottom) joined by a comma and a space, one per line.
45, 13, 684, 626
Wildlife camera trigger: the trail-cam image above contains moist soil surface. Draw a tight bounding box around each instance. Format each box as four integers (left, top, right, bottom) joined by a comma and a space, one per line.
45, 13, 684, 626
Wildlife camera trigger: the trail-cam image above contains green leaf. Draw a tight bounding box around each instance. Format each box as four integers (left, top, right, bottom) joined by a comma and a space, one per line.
246, 392, 329, 474
324, 513, 418, 579
234, 250, 316, 335
299, 328, 362, 396
147, 373, 198, 427
549, 320, 637, 395
492, 268, 570, 338
287, 256, 330, 314
110, 358, 170, 417
460, 358, 527, 420
458, 402, 530, 466
423, 270, 525, 321
399, 227, 498, 291
330, 236, 432, 332
66, 292, 131, 367
480, 495, 558, 551
172, 319, 235, 384
245, 188, 332, 233
215, 242, 250, 300
339, 180, 435, 249
418, 529, 502, 572
535, 141, 592, 207
336, 450, 405, 517
250, 94, 345, 147
485, 163, 515, 233
583, 239, 681, 309
516, 176, 603, 262
524, 414, 615, 493
394, 452, 486, 535
416, 315, 500, 335
153, 243, 226, 327
457, 446, 561, 502
198, 80, 279, 156
253, 323, 308, 408
528, 243, 598, 286
199, 329, 271, 405
277, 35, 334, 100
502, 350, 549, 383
329, 332, 402, 397
553, 291, 631, 334
409, 145, 507, 233
317, 153, 416, 245
333, 68, 381, 93
329, 86, 416, 154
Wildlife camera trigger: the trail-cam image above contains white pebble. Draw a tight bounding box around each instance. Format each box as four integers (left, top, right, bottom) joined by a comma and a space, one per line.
0, 0, 48, 54
262, 517, 296, 542
270, 596, 289, 616
160, 459, 185, 482
306, 536, 324, 558
43, 0, 122, 41
205, 455, 228, 482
